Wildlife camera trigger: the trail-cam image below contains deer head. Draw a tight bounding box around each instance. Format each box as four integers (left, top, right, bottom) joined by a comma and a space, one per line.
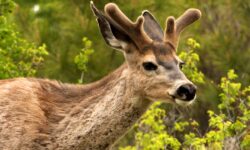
90, 2, 201, 105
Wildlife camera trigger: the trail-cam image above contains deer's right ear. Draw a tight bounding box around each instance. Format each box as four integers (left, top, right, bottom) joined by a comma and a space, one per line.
90, 2, 131, 51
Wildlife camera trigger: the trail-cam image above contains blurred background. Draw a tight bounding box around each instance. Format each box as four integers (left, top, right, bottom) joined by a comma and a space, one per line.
0, 0, 250, 149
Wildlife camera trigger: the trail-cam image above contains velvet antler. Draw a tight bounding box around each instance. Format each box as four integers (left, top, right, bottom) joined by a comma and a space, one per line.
104, 3, 152, 48
164, 9, 201, 49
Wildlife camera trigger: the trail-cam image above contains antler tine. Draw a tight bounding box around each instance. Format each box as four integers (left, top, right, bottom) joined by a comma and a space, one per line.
164, 8, 201, 49
176, 8, 201, 34
164, 16, 176, 44
105, 3, 152, 47
105, 3, 134, 30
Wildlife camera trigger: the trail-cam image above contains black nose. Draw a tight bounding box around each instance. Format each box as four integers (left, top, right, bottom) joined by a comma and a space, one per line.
176, 84, 196, 101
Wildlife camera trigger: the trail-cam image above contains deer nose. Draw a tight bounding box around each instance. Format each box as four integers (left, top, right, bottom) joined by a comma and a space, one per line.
176, 84, 196, 101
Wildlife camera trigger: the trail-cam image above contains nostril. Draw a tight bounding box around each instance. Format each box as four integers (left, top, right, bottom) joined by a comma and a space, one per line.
177, 84, 196, 101
177, 85, 189, 97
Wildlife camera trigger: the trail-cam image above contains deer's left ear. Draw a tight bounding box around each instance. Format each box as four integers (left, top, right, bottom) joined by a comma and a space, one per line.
90, 2, 132, 51
142, 11, 164, 42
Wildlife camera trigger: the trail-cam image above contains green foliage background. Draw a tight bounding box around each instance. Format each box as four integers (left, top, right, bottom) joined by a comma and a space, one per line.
0, 0, 249, 149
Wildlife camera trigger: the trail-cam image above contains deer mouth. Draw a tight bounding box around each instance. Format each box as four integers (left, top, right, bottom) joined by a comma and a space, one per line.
170, 95, 196, 106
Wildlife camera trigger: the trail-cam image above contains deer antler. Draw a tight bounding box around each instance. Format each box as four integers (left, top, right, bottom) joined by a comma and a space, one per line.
104, 3, 152, 48
164, 9, 201, 49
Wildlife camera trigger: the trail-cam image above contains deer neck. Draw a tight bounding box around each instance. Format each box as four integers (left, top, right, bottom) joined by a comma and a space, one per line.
54, 63, 151, 149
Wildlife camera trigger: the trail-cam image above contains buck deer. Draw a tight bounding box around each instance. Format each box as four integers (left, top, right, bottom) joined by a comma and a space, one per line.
0, 2, 201, 150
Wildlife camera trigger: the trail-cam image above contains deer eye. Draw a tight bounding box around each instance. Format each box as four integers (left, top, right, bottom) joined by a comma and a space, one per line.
179, 62, 185, 69
143, 62, 158, 71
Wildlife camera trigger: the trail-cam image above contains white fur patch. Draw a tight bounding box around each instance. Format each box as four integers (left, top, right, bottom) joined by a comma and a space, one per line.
175, 95, 196, 106
107, 38, 128, 50
107, 38, 121, 47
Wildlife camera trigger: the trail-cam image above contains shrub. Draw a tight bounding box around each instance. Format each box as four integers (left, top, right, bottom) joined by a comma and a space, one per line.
0, 0, 48, 79
74, 37, 94, 83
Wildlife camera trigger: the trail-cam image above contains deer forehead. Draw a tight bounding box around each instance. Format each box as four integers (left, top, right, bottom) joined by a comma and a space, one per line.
140, 42, 177, 64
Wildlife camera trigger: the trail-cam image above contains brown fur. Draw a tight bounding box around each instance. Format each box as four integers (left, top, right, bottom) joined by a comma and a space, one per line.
0, 64, 151, 149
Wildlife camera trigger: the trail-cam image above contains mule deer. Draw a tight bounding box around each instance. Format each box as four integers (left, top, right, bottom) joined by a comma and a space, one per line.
0, 2, 201, 150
